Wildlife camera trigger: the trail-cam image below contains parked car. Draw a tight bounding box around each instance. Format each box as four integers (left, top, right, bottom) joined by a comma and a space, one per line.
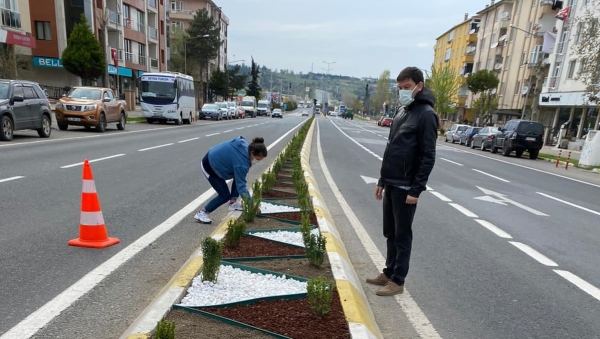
459, 127, 481, 146
444, 124, 469, 143
0, 79, 53, 141
491, 119, 544, 159
380, 117, 393, 127
226, 101, 237, 119
471, 126, 499, 151
301, 110, 309, 116
55, 86, 126, 132
200, 104, 223, 120
215, 102, 231, 119
272, 108, 283, 118
236, 106, 246, 119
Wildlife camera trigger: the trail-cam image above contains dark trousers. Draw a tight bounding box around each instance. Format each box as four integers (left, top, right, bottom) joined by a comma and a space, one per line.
382, 185, 417, 285
202, 154, 239, 213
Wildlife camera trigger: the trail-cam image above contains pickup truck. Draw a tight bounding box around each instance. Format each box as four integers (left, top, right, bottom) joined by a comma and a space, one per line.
55, 87, 127, 132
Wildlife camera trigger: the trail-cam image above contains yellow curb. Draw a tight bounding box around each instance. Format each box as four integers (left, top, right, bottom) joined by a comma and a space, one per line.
323, 232, 351, 263
173, 257, 204, 288
313, 206, 334, 224
308, 187, 325, 202
127, 335, 150, 339
213, 216, 237, 236
336, 280, 381, 337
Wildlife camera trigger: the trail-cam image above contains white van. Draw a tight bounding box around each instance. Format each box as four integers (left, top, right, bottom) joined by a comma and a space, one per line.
257, 100, 271, 116
241, 96, 257, 118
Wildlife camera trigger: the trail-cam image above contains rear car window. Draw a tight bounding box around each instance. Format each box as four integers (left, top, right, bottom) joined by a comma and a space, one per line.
457, 126, 468, 131
517, 122, 544, 134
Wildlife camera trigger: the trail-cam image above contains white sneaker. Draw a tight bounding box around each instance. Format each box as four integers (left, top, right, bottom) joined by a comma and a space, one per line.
194, 210, 212, 224
228, 200, 243, 211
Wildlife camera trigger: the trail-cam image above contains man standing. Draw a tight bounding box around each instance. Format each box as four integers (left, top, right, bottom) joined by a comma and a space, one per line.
367, 67, 438, 296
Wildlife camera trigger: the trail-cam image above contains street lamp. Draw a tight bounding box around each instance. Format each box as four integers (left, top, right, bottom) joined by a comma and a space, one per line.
226, 59, 245, 100
184, 34, 210, 75
508, 24, 539, 120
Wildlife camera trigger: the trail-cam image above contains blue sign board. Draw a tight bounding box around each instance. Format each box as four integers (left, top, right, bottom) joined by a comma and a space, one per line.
33, 57, 63, 68
282, 103, 287, 111
108, 65, 133, 77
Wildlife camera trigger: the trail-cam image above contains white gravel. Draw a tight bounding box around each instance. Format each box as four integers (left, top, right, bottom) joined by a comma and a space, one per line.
259, 201, 301, 213
249, 229, 320, 247
179, 265, 307, 307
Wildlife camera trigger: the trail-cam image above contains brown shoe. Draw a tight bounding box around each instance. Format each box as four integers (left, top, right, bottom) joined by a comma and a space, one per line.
366, 273, 391, 286
376, 281, 404, 296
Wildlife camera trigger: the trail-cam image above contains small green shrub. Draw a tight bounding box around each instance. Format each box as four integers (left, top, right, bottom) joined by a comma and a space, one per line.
307, 276, 335, 318
306, 232, 327, 267
201, 237, 222, 283
300, 212, 312, 246
241, 181, 262, 222
224, 219, 246, 248
154, 319, 175, 339
261, 171, 276, 194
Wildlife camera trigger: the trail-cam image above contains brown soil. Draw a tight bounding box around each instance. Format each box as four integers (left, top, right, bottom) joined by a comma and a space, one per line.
244, 216, 301, 230
222, 235, 305, 258
276, 174, 293, 180
237, 257, 332, 280
269, 187, 296, 194
165, 309, 272, 339
263, 198, 299, 207
268, 212, 318, 226
262, 189, 297, 198
273, 181, 295, 188
202, 293, 350, 339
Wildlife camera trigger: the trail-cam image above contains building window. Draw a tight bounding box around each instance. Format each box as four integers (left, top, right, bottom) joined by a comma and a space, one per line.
161, 20, 164, 34
448, 30, 455, 42
486, 58, 491, 70
170, 1, 183, 12
171, 21, 183, 29
35, 21, 52, 40
521, 52, 526, 65
515, 81, 521, 95
500, 82, 506, 96
138, 43, 146, 65
124, 39, 132, 61
96, 0, 102, 8
526, 22, 532, 34
567, 60, 577, 79
480, 38, 485, 50
161, 49, 165, 64
444, 48, 451, 61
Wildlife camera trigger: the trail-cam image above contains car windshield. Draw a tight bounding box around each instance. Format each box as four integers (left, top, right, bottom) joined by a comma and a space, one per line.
140, 78, 176, 104
202, 104, 218, 111
273, 109, 281, 113
489, 127, 499, 133
517, 122, 544, 134
0, 83, 9, 99
457, 126, 469, 132
217, 103, 227, 108
258, 102, 268, 108
228, 102, 235, 107
241, 100, 253, 106
68, 88, 102, 100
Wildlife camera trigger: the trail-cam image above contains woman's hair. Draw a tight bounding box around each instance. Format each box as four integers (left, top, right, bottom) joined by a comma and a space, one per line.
249, 137, 268, 157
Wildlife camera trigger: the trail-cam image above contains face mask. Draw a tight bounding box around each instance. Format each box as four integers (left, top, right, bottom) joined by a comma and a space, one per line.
398, 86, 418, 106
252, 159, 259, 165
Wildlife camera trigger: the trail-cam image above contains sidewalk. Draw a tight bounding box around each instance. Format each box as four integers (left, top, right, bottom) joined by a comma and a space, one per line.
540, 146, 581, 161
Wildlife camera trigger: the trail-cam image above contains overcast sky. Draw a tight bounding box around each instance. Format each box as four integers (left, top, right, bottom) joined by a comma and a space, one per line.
222, 0, 487, 79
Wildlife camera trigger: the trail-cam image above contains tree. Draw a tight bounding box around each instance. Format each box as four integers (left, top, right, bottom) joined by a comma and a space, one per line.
0, 44, 18, 79
573, 4, 600, 103
350, 96, 363, 113
427, 65, 461, 119
167, 26, 197, 75
467, 70, 499, 124
227, 64, 248, 97
186, 9, 222, 100
246, 57, 262, 98
61, 14, 106, 84
209, 68, 228, 99
472, 94, 498, 121
373, 70, 391, 113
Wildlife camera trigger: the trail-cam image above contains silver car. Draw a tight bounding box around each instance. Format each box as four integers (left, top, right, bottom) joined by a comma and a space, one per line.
215, 102, 230, 120
226, 101, 237, 119
444, 124, 470, 143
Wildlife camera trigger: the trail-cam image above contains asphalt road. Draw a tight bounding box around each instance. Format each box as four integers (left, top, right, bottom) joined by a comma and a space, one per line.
315, 116, 600, 339
0, 112, 308, 338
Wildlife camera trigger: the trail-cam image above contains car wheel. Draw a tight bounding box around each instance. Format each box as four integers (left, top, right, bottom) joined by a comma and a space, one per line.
459, 139, 463, 145
451, 137, 456, 144
502, 146, 511, 156
96, 113, 106, 132
117, 112, 126, 130
529, 149, 539, 160
37, 114, 52, 138
471, 140, 476, 149
444, 135, 448, 142
515, 149, 523, 158
58, 124, 68, 131
0, 115, 14, 141
491, 145, 498, 154
480, 141, 486, 151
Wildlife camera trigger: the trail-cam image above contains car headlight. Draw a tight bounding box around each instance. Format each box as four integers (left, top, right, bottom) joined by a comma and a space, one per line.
82, 105, 97, 111
55, 103, 64, 109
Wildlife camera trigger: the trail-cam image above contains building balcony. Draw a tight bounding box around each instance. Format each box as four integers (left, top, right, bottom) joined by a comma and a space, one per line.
467, 33, 477, 43
170, 10, 196, 21
150, 58, 159, 69
148, 26, 158, 40
147, 0, 157, 11
545, 76, 559, 93
1, 7, 21, 30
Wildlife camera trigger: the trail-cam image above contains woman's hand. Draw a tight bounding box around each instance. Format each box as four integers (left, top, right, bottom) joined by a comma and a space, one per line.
257, 208, 262, 214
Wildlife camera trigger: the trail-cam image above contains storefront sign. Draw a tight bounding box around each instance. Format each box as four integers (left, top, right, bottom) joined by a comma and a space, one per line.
0, 29, 37, 48
108, 65, 133, 77
33, 57, 63, 68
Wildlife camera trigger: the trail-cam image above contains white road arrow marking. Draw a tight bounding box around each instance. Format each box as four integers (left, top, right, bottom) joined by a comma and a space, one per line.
360, 175, 379, 184
476, 186, 548, 216
474, 195, 507, 205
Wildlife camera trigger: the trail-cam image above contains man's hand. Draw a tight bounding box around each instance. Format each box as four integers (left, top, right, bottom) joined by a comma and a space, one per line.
405, 195, 418, 205
374, 186, 384, 200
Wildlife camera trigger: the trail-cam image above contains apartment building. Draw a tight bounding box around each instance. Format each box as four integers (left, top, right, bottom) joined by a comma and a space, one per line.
539, 0, 600, 143
169, 0, 229, 71
469, 0, 558, 126
433, 14, 480, 122
0, 0, 35, 78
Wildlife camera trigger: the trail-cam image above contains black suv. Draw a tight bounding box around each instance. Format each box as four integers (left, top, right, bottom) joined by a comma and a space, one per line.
0, 79, 52, 141
491, 119, 544, 159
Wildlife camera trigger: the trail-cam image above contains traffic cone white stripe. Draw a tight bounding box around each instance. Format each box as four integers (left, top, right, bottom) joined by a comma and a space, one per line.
82, 179, 97, 193
79, 211, 105, 226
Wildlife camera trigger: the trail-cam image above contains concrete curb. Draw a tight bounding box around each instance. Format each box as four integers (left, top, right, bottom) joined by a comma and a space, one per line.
300, 120, 384, 339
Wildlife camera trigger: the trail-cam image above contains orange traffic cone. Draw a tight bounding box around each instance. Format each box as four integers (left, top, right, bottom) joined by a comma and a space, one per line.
68, 159, 120, 249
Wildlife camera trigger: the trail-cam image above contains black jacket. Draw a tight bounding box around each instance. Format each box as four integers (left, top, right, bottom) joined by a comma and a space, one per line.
378, 87, 438, 197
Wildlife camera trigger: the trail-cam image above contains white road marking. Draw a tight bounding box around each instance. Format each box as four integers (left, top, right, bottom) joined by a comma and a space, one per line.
472, 169, 510, 182
138, 143, 173, 152
430, 191, 452, 202
440, 158, 464, 166
554, 270, 600, 302
475, 219, 512, 239
236, 127, 245, 130
0, 176, 24, 183
205, 133, 220, 136
537, 192, 600, 216
426, 185, 434, 191
438, 143, 600, 189
509, 241, 559, 267
449, 203, 478, 218
223, 129, 234, 133
316, 120, 442, 339
0, 119, 306, 339
178, 137, 199, 143
477, 186, 548, 216
330, 120, 383, 161
60, 154, 126, 169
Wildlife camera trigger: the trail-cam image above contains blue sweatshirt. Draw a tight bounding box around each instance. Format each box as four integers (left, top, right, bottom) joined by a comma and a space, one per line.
207, 136, 252, 200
